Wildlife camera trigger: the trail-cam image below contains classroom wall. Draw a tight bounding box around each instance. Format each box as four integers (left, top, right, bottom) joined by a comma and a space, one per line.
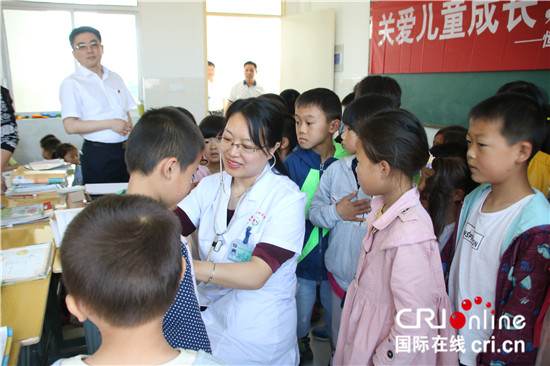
139, 0, 207, 121
285, 1, 370, 100
12, 118, 83, 164
284, 1, 549, 142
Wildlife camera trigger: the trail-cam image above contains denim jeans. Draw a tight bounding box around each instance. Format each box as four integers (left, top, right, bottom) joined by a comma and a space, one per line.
296, 277, 332, 339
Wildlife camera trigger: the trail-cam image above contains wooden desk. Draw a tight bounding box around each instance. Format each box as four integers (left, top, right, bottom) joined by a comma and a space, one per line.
1, 221, 55, 365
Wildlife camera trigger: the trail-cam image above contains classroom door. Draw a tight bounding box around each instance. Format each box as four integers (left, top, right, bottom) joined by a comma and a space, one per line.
280, 9, 335, 93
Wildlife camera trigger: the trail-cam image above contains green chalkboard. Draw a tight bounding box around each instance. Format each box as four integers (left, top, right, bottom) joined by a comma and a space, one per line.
387, 70, 550, 128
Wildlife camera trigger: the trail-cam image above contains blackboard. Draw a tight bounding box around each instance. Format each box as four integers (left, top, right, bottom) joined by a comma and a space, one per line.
388, 70, 550, 128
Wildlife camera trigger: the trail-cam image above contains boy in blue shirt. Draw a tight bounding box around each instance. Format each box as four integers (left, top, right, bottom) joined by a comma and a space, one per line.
284, 88, 345, 362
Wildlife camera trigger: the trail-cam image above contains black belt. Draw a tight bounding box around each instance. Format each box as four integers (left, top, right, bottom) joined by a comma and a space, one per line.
84, 139, 127, 149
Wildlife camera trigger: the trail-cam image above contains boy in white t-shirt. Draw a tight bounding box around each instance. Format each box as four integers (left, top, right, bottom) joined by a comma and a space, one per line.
445, 93, 550, 365
54, 195, 222, 365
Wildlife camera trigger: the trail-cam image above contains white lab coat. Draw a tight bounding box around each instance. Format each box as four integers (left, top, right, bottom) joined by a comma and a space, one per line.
179, 164, 306, 365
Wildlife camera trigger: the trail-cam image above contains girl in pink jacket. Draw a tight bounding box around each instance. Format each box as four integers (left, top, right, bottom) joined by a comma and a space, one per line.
334, 110, 457, 365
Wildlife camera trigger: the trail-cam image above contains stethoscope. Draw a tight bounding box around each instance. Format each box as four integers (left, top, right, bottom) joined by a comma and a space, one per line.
204, 151, 277, 264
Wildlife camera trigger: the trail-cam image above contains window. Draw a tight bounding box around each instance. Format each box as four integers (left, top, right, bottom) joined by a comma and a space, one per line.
19, 0, 137, 7
207, 16, 281, 95
2, 1, 139, 113
206, 0, 281, 16
206, 0, 282, 96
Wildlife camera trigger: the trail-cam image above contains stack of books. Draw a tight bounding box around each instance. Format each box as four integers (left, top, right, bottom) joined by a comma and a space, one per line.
1, 202, 54, 228
5, 164, 69, 196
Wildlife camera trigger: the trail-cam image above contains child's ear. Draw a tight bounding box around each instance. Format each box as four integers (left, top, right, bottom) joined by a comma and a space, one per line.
66, 294, 89, 323
280, 137, 289, 150
329, 119, 341, 134
515, 141, 533, 164
453, 188, 466, 203
379, 160, 391, 179
159, 157, 179, 179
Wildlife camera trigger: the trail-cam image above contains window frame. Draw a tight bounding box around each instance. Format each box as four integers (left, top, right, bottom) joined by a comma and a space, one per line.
1, 0, 141, 115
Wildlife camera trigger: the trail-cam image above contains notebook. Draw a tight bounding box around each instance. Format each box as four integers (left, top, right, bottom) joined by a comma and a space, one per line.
1, 242, 53, 285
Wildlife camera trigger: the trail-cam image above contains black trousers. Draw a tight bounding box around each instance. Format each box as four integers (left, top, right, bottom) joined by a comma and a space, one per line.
81, 140, 129, 184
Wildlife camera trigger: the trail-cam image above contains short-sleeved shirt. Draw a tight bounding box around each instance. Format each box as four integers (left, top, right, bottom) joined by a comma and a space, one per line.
177, 166, 306, 364
208, 80, 224, 112
59, 65, 136, 143
52, 348, 224, 365
227, 80, 264, 102
449, 189, 533, 366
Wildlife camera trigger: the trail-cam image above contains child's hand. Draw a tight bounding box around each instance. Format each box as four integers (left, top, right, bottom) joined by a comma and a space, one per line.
335, 192, 371, 222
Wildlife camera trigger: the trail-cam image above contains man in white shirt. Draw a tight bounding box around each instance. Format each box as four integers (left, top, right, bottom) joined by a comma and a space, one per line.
60, 26, 136, 184
207, 61, 224, 116
224, 61, 264, 115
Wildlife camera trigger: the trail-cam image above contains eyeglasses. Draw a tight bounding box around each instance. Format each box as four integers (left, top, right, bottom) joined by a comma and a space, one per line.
74, 41, 101, 52
217, 134, 264, 155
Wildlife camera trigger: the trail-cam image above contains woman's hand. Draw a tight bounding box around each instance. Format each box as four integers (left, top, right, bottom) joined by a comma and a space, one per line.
193, 256, 273, 290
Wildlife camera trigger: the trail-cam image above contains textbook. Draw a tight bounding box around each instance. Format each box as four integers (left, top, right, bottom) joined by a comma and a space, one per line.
11, 168, 68, 186
23, 159, 68, 171
12, 170, 67, 184
0, 202, 54, 227
0, 327, 12, 366
0, 242, 53, 285
5, 183, 63, 196
50, 207, 84, 248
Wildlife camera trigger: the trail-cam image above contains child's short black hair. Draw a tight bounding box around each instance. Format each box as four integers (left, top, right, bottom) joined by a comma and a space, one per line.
173, 107, 197, 124
434, 125, 468, 146
280, 89, 300, 116
40, 134, 58, 146
342, 94, 396, 132
199, 115, 226, 139
52, 143, 78, 160
282, 114, 298, 154
468, 93, 546, 161
125, 107, 204, 175
40, 135, 61, 154
354, 75, 402, 108
60, 194, 182, 327
496, 80, 550, 154
341, 92, 355, 108
358, 109, 429, 179
69, 26, 101, 48
259, 93, 288, 114
295, 88, 341, 122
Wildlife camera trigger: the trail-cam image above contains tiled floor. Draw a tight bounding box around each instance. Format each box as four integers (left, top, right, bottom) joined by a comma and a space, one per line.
303, 313, 333, 366
310, 328, 332, 366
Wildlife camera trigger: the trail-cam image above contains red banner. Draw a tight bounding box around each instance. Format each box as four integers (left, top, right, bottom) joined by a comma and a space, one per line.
370, 0, 550, 74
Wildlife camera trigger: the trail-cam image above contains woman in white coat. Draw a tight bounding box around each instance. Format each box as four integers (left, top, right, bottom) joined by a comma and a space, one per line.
177, 98, 307, 365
